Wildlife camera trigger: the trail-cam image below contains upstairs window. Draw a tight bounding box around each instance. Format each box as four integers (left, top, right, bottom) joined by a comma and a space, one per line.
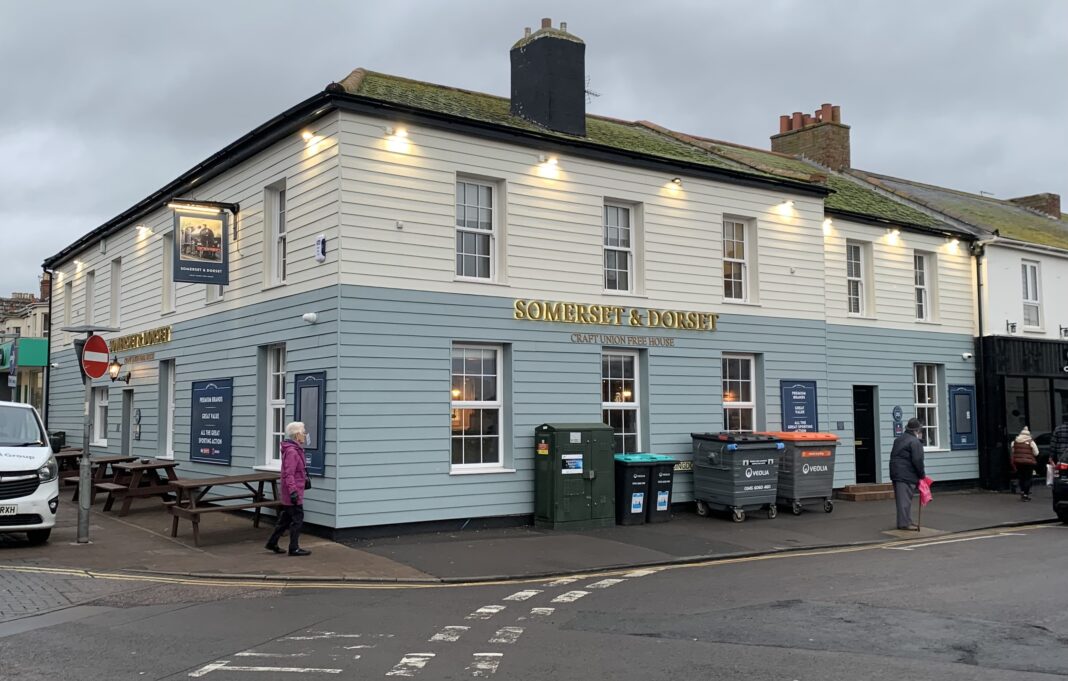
722, 219, 749, 301
1022, 260, 1041, 328
603, 204, 632, 292
455, 180, 495, 280
265, 182, 287, 286
914, 252, 929, 321
84, 270, 95, 326
846, 241, 867, 316
162, 233, 176, 313
109, 258, 121, 327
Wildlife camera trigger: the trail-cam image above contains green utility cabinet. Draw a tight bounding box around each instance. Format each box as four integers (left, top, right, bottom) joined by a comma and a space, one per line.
534, 423, 616, 529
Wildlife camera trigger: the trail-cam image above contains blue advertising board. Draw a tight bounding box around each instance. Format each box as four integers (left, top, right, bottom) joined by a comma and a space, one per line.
190, 378, 233, 465
173, 210, 229, 285
780, 380, 819, 432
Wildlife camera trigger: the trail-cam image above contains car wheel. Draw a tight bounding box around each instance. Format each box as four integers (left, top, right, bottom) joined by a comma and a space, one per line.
1057, 509, 1068, 525
26, 529, 51, 546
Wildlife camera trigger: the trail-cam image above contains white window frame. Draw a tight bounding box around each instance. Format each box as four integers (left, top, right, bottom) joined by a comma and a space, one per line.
91, 386, 108, 446
265, 182, 287, 287
109, 258, 121, 328
914, 252, 930, 321
603, 203, 634, 293
1022, 260, 1041, 329
722, 354, 756, 432
722, 218, 750, 302
265, 344, 286, 467
206, 284, 224, 303
161, 232, 176, 314
159, 360, 175, 459
84, 270, 95, 326
455, 179, 497, 282
450, 344, 504, 469
914, 363, 941, 449
62, 281, 72, 328
846, 241, 867, 316
601, 350, 641, 453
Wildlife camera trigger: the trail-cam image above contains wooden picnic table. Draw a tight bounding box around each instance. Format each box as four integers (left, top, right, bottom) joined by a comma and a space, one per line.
168, 471, 281, 546
100, 459, 180, 516
54, 450, 83, 471
68, 454, 138, 503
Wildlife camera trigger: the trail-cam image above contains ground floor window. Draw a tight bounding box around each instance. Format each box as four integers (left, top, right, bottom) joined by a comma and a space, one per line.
451, 344, 502, 467
602, 350, 640, 453
1005, 376, 1068, 442
722, 354, 755, 432
914, 363, 941, 448
91, 386, 108, 446
265, 344, 286, 467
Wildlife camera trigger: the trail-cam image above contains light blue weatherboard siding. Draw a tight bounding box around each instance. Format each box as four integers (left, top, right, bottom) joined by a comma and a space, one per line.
337, 285, 831, 527
47, 286, 340, 527
825, 324, 978, 484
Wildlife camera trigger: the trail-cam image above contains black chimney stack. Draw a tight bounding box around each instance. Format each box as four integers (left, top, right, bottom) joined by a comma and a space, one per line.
510, 18, 586, 136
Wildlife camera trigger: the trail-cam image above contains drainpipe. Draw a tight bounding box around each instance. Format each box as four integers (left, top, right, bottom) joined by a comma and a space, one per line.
970, 240, 994, 487
42, 266, 54, 428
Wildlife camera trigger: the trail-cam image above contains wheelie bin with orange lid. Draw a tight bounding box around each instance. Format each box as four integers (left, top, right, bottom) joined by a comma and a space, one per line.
758, 431, 839, 515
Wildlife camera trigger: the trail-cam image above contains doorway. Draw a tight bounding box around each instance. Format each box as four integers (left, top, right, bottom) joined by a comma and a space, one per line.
852, 386, 878, 484
120, 389, 134, 456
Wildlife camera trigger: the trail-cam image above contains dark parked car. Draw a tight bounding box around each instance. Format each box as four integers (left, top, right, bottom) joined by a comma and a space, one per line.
1034, 432, 1053, 469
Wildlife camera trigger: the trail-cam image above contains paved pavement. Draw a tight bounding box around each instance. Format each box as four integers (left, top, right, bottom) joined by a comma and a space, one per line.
0, 486, 1058, 583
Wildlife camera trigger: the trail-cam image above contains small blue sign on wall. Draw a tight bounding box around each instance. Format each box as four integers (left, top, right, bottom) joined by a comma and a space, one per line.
780, 380, 819, 432
190, 378, 233, 465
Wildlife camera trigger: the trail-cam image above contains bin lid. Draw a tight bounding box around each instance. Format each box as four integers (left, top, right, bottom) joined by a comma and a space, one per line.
537, 423, 615, 433
691, 432, 782, 444
757, 431, 839, 442
615, 452, 676, 463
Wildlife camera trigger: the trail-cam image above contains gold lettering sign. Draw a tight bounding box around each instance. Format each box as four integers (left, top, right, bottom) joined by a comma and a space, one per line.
108, 326, 173, 352
514, 299, 717, 332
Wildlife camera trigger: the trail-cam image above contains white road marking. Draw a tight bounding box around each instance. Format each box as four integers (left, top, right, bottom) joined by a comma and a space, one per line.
624, 568, 659, 577
503, 589, 542, 601
545, 576, 579, 586
343, 644, 375, 649
429, 625, 469, 642
284, 631, 364, 640
529, 607, 555, 617
189, 662, 229, 678
551, 590, 589, 603
466, 605, 506, 620
489, 626, 524, 644
386, 653, 436, 677
466, 652, 503, 677
585, 578, 625, 589
885, 532, 1027, 551
234, 652, 309, 658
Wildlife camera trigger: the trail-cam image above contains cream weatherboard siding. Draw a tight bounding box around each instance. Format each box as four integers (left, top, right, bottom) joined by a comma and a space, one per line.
984, 244, 1068, 340
824, 218, 975, 334
49, 113, 343, 355
336, 112, 827, 321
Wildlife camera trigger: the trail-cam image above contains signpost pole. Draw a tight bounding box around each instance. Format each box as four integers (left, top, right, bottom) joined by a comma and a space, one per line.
77, 348, 92, 544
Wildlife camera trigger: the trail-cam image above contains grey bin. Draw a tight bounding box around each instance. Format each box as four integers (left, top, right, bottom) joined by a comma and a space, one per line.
690, 432, 784, 522
760, 432, 839, 515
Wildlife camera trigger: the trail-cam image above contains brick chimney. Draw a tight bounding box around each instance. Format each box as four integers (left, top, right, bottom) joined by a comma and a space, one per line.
510, 18, 586, 136
1008, 193, 1061, 218
39, 272, 52, 302
771, 103, 850, 171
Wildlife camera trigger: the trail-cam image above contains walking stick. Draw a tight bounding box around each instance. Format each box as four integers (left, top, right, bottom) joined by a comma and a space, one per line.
917, 491, 922, 532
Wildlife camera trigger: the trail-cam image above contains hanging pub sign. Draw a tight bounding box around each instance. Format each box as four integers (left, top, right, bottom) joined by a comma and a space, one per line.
172, 209, 229, 284
779, 380, 819, 432
190, 378, 234, 465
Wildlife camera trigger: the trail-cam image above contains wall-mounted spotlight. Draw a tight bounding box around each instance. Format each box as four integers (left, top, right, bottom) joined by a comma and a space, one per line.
1059, 325, 1068, 339
537, 154, 558, 165
775, 199, 795, 217
136, 224, 153, 236
166, 199, 239, 217
385, 126, 411, 153
886, 228, 901, 244
1006, 320, 1018, 335
822, 218, 833, 236
670, 177, 683, 187
385, 126, 408, 138
108, 356, 131, 384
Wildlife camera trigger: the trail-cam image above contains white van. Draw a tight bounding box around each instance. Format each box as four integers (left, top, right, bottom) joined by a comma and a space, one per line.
0, 401, 59, 545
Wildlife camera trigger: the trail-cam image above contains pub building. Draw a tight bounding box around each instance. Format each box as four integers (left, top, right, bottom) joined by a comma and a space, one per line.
44, 20, 993, 534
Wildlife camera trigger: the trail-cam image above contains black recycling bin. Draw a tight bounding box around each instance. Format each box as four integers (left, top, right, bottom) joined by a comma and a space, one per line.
644, 454, 676, 523
691, 432, 784, 522
614, 454, 651, 525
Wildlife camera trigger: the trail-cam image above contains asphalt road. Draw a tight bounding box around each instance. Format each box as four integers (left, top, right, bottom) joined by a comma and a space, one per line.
1, 524, 1065, 680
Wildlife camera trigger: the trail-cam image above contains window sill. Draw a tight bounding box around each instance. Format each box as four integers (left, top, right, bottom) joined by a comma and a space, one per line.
205, 298, 225, 306
160, 310, 176, 317
915, 319, 941, 326
449, 467, 516, 476
90, 440, 107, 448
254, 463, 281, 472
262, 282, 288, 293
722, 299, 761, 308
452, 277, 509, 287
1021, 327, 1045, 334
847, 314, 878, 321
602, 290, 648, 298
924, 448, 950, 453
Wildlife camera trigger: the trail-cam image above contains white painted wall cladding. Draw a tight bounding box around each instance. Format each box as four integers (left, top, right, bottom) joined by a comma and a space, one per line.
335, 112, 828, 318
48, 112, 343, 355
984, 244, 1068, 340
824, 218, 976, 334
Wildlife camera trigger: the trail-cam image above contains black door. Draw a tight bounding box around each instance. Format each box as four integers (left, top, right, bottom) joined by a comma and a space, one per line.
853, 386, 877, 484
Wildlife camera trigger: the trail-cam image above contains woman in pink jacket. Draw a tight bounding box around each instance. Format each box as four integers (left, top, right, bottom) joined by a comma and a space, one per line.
265, 422, 311, 556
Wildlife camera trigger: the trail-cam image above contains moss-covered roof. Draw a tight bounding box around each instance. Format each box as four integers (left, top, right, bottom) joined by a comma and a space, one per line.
646, 127, 949, 231
851, 170, 1068, 250
339, 69, 791, 183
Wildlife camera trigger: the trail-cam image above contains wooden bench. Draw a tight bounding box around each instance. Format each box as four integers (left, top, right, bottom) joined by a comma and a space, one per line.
94, 482, 128, 512
167, 472, 281, 546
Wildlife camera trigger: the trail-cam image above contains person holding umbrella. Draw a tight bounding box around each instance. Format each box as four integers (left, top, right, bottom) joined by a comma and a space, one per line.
889, 417, 926, 530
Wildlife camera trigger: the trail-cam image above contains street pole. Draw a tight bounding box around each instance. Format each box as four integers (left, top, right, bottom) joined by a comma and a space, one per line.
78, 337, 93, 544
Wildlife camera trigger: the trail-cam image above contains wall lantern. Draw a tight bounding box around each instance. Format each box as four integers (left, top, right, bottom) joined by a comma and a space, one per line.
108, 356, 131, 384
1006, 320, 1018, 335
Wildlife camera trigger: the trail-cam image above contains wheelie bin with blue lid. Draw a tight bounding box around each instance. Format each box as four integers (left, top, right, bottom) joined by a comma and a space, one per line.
691, 432, 783, 522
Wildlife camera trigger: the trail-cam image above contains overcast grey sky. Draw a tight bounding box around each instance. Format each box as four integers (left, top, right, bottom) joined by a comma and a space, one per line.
1, 0, 1065, 296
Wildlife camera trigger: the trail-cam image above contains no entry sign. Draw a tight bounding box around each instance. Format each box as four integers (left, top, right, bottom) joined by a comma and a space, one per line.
81, 334, 110, 379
